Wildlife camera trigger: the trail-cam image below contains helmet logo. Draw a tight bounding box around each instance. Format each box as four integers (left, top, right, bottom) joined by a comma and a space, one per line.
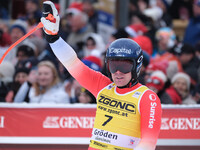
136, 48, 142, 55
136, 62, 142, 72
137, 55, 143, 63
110, 47, 132, 54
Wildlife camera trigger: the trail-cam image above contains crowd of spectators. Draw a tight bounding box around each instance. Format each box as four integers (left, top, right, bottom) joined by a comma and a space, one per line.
0, 0, 200, 104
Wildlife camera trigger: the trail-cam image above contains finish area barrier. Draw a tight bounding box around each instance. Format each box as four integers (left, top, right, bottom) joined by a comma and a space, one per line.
0, 103, 200, 149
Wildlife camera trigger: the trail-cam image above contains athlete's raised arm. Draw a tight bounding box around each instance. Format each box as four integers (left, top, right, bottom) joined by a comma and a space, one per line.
40, 1, 111, 97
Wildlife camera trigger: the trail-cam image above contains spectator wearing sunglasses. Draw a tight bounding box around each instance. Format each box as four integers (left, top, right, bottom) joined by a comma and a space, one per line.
41, 1, 162, 150
146, 70, 173, 104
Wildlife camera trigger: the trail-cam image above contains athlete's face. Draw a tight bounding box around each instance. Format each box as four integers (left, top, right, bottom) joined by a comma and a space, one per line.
111, 71, 132, 87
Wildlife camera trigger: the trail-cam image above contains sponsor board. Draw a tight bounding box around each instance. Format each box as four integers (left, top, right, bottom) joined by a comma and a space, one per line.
0, 107, 96, 137
43, 116, 95, 129
0, 104, 200, 145
159, 108, 200, 139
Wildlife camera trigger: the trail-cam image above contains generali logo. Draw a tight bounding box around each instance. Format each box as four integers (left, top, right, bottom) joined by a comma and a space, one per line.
43, 116, 95, 128
0, 116, 5, 128
161, 117, 200, 130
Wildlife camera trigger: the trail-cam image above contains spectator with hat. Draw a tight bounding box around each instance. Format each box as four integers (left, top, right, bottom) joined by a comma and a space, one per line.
64, 1, 83, 30
65, 2, 94, 53
155, 27, 177, 55
66, 1, 83, 13
151, 27, 183, 73
146, 70, 173, 104
15, 43, 38, 70
83, 33, 106, 59
167, 72, 196, 104
145, 60, 168, 85
10, 19, 27, 44
16, 45, 35, 62
14, 67, 38, 103
3, 19, 28, 63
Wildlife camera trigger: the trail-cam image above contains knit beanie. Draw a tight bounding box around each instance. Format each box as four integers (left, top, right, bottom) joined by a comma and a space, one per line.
66, 2, 83, 15
125, 24, 148, 38
10, 20, 27, 35
14, 67, 30, 78
82, 56, 102, 71
17, 45, 35, 57
171, 72, 191, 90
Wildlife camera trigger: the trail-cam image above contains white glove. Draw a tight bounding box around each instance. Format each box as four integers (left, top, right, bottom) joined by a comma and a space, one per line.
40, 1, 60, 35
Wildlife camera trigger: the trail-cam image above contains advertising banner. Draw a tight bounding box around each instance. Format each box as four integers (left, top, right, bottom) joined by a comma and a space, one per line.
0, 104, 200, 145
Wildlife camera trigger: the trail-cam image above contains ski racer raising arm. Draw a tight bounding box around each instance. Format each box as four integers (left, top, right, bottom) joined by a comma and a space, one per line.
41, 1, 162, 150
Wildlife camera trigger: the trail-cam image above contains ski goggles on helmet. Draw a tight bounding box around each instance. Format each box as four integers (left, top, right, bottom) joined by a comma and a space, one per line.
108, 59, 134, 74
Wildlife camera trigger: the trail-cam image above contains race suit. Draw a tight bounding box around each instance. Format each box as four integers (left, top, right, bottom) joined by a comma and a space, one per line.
50, 37, 162, 150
